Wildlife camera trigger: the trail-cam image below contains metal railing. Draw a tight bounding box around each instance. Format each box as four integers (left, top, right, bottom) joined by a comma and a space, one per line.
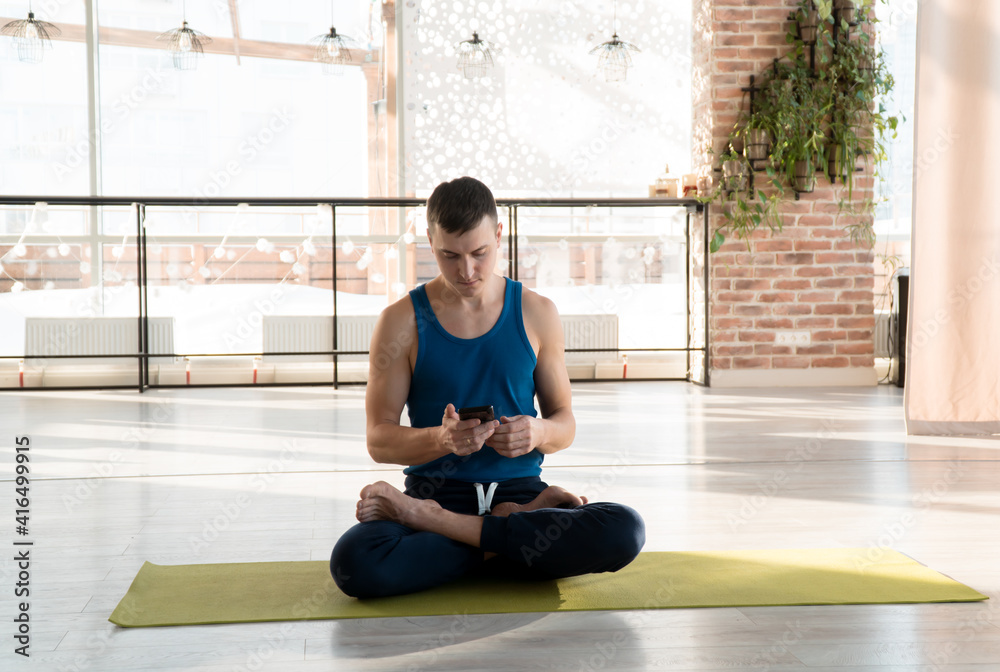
0, 196, 710, 391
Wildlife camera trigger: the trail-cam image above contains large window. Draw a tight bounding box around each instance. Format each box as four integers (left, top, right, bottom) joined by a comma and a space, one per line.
0, 0, 88, 197
874, 0, 918, 299
96, 44, 368, 198
401, 0, 693, 198
1, 0, 374, 199
0, 1, 704, 389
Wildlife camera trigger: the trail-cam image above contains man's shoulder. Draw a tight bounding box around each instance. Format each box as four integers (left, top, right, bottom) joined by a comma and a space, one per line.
519, 284, 561, 331
520, 284, 558, 314
377, 291, 417, 329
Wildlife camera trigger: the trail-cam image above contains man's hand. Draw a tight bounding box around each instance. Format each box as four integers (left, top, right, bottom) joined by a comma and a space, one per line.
438, 404, 499, 456
489, 415, 542, 458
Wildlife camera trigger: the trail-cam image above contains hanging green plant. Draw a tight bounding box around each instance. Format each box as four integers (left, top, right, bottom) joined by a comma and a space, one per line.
704, 0, 898, 251
702, 146, 783, 253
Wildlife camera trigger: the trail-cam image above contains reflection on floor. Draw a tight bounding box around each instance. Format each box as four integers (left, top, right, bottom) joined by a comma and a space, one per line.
1, 382, 997, 671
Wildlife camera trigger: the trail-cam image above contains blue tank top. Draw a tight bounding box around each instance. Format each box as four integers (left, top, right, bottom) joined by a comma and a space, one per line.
404, 277, 543, 482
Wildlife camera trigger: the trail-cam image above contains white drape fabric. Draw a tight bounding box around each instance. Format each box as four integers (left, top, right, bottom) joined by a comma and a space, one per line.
905, 0, 1000, 435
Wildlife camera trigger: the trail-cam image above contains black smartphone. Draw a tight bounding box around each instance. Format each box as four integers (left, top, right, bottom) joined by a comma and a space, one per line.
457, 405, 495, 422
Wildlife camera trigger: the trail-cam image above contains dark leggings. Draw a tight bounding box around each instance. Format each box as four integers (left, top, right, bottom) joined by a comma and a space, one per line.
330, 475, 646, 598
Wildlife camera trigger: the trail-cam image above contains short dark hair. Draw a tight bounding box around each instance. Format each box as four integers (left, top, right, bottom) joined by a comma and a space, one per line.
426, 176, 498, 234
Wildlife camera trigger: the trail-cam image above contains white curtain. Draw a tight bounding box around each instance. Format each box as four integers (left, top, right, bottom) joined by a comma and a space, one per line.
905, 0, 1000, 435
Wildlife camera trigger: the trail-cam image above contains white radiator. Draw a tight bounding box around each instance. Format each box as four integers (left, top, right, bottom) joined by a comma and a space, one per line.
874, 311, 892, 358
262, 314, 619, 362
24, 317, 175, 364
562, 314, 618, 354
262, 315, 379, 362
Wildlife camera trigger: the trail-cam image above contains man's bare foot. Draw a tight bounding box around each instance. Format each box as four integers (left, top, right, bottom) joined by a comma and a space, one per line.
356, 481, 486, 549
356, 481, 441, 528
491, 485, 588, 517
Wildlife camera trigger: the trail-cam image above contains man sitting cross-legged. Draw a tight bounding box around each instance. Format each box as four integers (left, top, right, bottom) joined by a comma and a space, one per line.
330, 176, 645, 598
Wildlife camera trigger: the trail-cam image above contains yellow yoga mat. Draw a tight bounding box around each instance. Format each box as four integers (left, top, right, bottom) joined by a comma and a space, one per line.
109, 548, 987, 627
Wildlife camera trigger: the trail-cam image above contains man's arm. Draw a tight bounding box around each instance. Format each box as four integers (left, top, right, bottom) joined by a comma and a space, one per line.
365, 298, 497, 466
490, 290, 576, 457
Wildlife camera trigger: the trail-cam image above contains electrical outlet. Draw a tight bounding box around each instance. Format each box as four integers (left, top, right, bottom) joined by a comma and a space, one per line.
775, 330, 811, 346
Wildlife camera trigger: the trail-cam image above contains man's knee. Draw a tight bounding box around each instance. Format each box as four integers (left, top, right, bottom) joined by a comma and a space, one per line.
331, 543, 400, 598
330, 534, 365, 597
610, 503, 646, 561
329, 523, 400, 598
594, 503, 645, 567
519, 503, 645, 576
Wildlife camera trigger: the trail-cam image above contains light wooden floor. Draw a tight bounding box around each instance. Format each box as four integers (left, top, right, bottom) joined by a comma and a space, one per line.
1, 382, 998, 671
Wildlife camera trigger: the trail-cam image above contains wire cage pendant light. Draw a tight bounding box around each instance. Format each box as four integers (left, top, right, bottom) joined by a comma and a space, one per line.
1, 3, 61, 64
309, 26, 357, 75
310, 0, 359, 75
156, 1, 212, 71
457, 31, 501, 80
589, 0, 640, 82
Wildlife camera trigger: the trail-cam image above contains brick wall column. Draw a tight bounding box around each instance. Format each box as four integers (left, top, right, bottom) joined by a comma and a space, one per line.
692, 0, 876, 387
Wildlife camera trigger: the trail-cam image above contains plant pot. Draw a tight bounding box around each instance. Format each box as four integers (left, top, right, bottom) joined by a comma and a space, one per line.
826, 142, 841, 173
798, 9, 820, 44
722, 160, 748, 193
827, 142, 849, 181
792, 159, 816, 193
834, 0, 857, 25
858, 53, 873, 79
745, 128, 771, 168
